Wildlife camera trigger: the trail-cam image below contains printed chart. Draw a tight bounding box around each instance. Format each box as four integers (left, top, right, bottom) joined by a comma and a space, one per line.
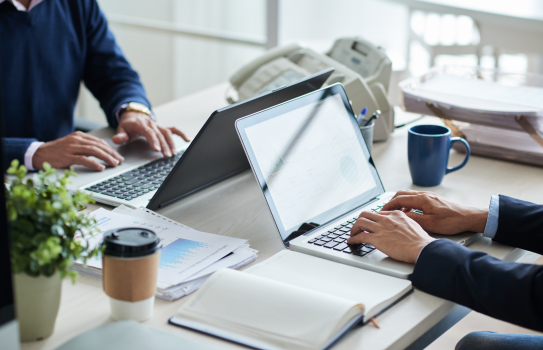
160, 238, 212, 270
84, 208, 246, 287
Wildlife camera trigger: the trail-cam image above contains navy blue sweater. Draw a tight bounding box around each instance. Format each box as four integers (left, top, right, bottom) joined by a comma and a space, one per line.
0, 0, 151, 164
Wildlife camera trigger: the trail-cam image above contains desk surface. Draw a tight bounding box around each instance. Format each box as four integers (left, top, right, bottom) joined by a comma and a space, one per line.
21, 83, 543, 350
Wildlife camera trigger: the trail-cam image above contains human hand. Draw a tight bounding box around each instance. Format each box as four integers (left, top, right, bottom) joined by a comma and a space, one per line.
33, 131, 124, 171
381, 190, 488, 235
112, 111, 190, 158
347, 210, 435, 264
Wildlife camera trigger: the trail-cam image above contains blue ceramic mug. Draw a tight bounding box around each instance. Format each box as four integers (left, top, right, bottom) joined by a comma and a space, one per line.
408, 125, 470, 187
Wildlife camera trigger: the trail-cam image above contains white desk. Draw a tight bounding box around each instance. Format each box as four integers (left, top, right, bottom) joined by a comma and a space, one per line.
21, 83, 543, 350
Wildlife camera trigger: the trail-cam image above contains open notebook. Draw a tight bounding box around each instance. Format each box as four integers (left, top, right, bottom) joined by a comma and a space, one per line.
170, 250, 412, 350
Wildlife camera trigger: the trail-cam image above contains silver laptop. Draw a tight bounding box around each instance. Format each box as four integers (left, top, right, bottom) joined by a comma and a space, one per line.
66, 129, 188, 208
235, 84, 481, 279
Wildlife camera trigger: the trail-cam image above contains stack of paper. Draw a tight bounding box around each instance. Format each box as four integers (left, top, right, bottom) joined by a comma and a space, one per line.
71, 206, 258, 301
400, 68, 543, 132
399, 66, 543, 166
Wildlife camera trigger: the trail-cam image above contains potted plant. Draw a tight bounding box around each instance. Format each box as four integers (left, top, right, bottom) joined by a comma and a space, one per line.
5, 160, 100, 342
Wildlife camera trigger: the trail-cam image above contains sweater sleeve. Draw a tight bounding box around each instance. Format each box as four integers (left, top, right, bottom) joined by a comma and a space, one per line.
411, 239, 543, 332
493, 195, 543, 254
2, 137, 37, 168
81, 0, 151, 128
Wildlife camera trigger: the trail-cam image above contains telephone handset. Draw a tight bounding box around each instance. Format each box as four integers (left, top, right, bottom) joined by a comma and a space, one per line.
228, 38, 394, 141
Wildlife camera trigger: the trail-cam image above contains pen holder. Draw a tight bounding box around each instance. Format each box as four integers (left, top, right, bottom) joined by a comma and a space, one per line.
359, 121, 374, 154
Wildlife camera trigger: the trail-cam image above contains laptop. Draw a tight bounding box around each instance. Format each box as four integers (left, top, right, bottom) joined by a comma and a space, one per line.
235, 84, 481, 279
68, 68, 334, 209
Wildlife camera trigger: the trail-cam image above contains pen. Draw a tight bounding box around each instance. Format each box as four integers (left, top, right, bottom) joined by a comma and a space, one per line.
357, 107, 368, 125
362, 110, 381, 127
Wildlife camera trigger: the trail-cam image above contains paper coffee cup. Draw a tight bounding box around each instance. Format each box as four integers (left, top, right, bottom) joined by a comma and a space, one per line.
102, 228, 161, 322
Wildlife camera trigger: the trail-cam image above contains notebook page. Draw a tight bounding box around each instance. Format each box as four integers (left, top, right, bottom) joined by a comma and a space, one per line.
246, 250, 412, 319
176, 268, 362, 349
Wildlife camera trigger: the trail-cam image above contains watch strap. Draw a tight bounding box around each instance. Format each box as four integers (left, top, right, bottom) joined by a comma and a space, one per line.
116, 102, 156, 123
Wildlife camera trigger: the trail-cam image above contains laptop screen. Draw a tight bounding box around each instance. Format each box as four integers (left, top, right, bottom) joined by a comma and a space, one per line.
236, 84, 384, 243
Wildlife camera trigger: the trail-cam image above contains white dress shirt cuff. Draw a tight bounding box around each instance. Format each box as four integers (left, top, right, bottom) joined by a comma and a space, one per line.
416, 196, 499, 262
24, 141, 44, 171
483, 195, 500, 239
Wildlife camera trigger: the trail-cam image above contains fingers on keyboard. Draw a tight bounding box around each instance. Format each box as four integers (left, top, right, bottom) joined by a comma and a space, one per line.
85, 151, 184, 201
308, 216, 376, 256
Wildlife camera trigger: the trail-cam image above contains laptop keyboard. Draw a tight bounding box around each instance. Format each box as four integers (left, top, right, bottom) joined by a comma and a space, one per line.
86, 152, 184, 201
307, 202, 387, 257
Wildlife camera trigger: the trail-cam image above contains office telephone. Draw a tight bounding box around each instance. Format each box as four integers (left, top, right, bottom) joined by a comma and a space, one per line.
228, 37, 394, 141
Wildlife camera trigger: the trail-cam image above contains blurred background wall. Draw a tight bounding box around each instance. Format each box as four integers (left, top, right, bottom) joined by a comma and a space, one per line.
76, 0, 538, 125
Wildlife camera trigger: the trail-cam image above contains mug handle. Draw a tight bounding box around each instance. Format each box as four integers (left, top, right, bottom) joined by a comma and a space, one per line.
446, 137, 471, 174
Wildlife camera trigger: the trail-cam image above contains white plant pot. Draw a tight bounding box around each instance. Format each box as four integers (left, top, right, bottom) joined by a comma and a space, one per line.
13, 271, 62, 342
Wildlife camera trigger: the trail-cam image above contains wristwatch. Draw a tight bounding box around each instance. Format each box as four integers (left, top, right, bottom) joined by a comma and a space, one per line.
120, 102, 151, 116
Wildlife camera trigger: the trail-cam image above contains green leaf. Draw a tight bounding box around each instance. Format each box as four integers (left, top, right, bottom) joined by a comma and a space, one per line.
6, 160, 99, 282
41, 264, 56, 276
7, 206, 17, 221
6, 160, 20, 175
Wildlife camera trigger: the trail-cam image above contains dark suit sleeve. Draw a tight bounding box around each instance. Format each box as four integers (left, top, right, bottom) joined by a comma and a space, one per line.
493, 195, 543, 254
411, 239, 543, 332
81, 0, 151, 128
1, 137, 37, 167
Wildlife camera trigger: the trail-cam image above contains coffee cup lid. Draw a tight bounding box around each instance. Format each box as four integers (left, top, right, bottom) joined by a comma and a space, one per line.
102, 228, 161, 258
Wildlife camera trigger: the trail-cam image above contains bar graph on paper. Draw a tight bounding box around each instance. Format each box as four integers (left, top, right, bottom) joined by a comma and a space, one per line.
160, 238, 212, 270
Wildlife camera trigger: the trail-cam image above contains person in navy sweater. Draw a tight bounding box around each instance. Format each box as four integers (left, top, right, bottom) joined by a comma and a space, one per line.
348, 190, 543, 349
0, 0, 189, 172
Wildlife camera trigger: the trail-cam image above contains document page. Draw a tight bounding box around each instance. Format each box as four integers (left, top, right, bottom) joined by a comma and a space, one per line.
176, 268, 363, 350
246, 250, 412, 319
117, 206, 258, 283
82, 208, 246, 288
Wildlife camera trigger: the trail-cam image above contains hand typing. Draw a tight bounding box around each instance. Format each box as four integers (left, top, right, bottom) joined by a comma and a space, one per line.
33, 131, 124, 171
112, 111, 190, 158
347, 210, 434, 264
381, 190, 488, 235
